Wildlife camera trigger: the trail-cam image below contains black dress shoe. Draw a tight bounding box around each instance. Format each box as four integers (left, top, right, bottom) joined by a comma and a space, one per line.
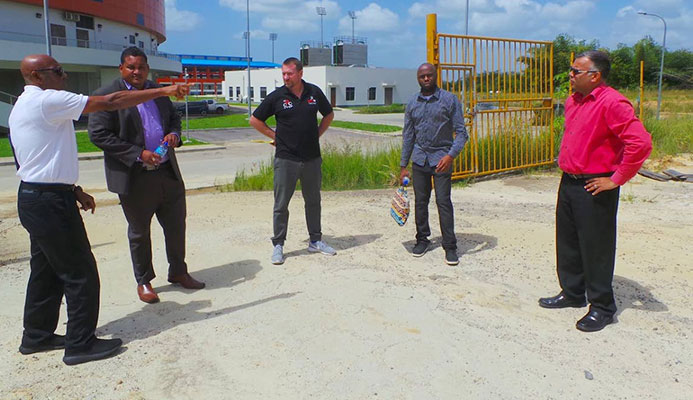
538, 292, 586, 309
19, 334, 66, 355
63, 337, 123, 366
576, 309, 614, 332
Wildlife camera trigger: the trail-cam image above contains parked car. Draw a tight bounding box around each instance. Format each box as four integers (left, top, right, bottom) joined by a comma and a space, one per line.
204, 99, 230, 114
174, 101, 207, 117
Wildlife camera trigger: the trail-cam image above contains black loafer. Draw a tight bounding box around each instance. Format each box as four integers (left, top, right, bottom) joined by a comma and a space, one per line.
63, 337, 123, 366
576, 310, 614, 332
19, 334, 66, 355
538, 292, 586, 309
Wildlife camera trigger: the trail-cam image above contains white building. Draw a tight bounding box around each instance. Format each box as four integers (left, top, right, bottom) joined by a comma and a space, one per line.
0, 0, 181, 131
224, 66, 418, 107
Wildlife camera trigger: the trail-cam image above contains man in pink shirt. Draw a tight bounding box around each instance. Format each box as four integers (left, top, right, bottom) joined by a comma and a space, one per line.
539, 50, 652, 332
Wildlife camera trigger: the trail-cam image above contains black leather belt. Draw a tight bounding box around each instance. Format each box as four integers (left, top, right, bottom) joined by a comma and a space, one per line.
20, 181, 76, 192
564, 172, 614, 180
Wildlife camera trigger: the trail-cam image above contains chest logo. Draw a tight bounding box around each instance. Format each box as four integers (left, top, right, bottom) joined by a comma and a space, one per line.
282, 99, 293, 109
307, 96, 317, 105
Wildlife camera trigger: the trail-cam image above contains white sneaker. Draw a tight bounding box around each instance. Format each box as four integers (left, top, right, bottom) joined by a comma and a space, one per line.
308, 240, 336, 256
271, 244, 284, 265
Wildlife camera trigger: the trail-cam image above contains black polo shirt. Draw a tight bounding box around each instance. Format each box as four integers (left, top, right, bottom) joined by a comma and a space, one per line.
253, 80, 332, 162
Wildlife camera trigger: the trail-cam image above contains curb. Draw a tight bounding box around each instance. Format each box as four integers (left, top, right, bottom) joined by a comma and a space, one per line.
0, 144, 227, 167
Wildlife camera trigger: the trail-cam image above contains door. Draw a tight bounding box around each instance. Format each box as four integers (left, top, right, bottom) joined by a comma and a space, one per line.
330, 87, 336, 107
384, 87, 393, 105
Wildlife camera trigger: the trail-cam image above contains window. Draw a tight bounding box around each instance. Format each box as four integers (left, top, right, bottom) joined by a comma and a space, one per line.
76, 15, 94, 30
50, 24, 66, 46
129, 35, 135, 44
136, 13, 145, 25
249, 87, 254, 100
346, 87, 355, 101
76, 29, 89, 48
260, 87, 267, 99
236, 87, 241, 100
138, 41, 144, 49
368, 87, 376, 101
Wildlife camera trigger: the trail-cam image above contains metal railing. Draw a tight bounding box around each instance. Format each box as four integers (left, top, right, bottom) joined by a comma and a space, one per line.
0, 30, 178, 60
0, 90, 18, 105
427, 14, 555, 180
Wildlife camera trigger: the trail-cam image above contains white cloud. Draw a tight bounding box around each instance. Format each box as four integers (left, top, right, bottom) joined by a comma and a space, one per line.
165, 0, 202, 32
220, 0, 341, 25
338, 3, 400, 33
609, 1, 692, 50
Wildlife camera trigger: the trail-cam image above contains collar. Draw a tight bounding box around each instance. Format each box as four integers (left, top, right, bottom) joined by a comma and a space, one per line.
282, 80, 308, 98
573, 82, 607, 103
123, 80, 150, 90
418, 87, 440, 101
24, 85, 42, 92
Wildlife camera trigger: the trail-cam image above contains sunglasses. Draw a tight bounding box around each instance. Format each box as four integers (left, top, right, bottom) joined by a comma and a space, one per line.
569, 67, 598, 75
34, 66, 65, 76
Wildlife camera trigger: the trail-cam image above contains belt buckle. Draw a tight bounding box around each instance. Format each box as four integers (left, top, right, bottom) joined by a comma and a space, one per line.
567, 173, 579, 179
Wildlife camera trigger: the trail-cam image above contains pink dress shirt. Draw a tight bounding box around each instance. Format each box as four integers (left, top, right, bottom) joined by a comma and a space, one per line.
558, 83, 652, 186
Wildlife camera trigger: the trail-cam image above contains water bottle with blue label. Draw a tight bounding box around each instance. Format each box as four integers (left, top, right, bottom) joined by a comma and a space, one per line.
154, 141, 169, 158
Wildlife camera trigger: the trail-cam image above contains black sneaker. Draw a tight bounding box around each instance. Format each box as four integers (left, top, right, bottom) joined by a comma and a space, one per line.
412, 241, 429, 257
63, 337, 122, 366
19, 334, 65, 355
445, 249, 459, 265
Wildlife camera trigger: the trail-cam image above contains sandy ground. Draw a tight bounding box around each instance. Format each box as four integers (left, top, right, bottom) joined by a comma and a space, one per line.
0, 166, 692, 399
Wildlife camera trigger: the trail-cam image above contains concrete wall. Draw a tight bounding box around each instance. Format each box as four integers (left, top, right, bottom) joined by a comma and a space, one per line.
223, 66, 417, 107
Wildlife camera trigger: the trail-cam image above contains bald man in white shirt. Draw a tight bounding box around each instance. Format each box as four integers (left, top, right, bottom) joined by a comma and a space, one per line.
9, 54, 187, 366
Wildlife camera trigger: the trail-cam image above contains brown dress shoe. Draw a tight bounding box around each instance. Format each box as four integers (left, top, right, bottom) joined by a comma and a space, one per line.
137, 283, 160, 304
168, 273, 205, 289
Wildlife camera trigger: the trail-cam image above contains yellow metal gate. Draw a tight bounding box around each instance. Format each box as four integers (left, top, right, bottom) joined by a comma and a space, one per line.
427, 14, 555, 179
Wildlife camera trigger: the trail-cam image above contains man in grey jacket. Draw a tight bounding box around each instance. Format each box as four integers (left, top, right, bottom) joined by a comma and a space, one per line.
400, 63, 469, 265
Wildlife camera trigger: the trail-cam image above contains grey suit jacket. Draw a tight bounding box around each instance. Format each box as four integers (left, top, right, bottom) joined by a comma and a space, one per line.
88, 79, 183, 195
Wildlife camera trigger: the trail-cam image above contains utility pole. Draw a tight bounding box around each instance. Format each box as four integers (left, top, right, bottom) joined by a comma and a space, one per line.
43, 0, 51, 55
246, 0, 251, 118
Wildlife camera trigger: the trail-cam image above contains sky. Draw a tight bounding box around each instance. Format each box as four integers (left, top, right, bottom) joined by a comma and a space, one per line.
159, 0, 692, 68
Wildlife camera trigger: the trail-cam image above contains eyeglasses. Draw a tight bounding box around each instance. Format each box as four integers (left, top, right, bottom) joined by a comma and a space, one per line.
569, 67, 598, 76
34, 66, 65, 76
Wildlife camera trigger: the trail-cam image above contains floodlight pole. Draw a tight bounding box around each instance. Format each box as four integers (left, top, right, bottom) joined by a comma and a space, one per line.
269, 33, 278, 64
638, 11, 666, 120
465, 0, 469, 35
348, 11, 357, 43
316, 7, 326, 47
184, 67, 190, 143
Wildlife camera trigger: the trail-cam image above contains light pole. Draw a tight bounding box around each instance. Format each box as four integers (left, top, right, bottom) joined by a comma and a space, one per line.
316, 7, 326, 47
269, 33, 278, 64
245, 0, 251, 118
348, 11, 357, 43
465, 0, 469, 35
638, 11, 667, 120
43, 0, 51, 55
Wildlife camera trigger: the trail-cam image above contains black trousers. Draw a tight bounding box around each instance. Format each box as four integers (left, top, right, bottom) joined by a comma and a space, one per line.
556, 174, 620, 315
17, 182, 100, 351
412, 163, 457, 250
119, 163, 187, 285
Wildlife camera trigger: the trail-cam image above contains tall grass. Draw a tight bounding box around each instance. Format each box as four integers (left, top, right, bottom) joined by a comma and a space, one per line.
644, 116, 693, 157
221, 144, 402, 192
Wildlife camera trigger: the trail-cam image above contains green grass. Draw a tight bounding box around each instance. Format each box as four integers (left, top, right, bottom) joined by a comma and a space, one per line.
182, 114, 276, 130
329, 120, 401, 133
353, 104, 406, 114
221, 144, 403, 192
644, 115, 693, 157
0, 132, 207, 158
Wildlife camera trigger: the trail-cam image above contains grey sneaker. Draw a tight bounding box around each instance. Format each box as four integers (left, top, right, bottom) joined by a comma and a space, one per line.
308, 240, 336, 256
412, 241, 429, 257
271, 244, 284, 265
445, 248, 459, 265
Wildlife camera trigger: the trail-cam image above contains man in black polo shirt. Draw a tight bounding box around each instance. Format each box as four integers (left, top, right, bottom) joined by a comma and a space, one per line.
250, 57, 335, 265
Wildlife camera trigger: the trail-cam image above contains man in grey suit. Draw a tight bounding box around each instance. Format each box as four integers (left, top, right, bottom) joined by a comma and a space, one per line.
88, 47, 204, 304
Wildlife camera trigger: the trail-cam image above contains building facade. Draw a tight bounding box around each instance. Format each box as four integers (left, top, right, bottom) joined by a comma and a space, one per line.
223, 66, 417, 107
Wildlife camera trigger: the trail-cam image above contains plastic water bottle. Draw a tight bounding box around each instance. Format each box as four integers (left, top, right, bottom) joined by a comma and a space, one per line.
154, 141, 169, 157
402, 176, 410, 186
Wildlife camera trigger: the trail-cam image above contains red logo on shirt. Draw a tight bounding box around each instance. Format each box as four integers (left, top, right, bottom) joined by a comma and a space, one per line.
307, 96, 317, 105
282, 99, 293, 109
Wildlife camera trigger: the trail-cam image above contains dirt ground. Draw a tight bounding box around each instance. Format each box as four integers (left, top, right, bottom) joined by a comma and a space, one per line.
0, 164, 692, 399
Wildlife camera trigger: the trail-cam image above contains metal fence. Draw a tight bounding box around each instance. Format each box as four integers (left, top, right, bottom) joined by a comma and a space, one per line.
426, 14, 555, 179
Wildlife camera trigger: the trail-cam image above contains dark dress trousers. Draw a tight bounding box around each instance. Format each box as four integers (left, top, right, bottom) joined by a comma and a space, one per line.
88, 79, 188, 285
